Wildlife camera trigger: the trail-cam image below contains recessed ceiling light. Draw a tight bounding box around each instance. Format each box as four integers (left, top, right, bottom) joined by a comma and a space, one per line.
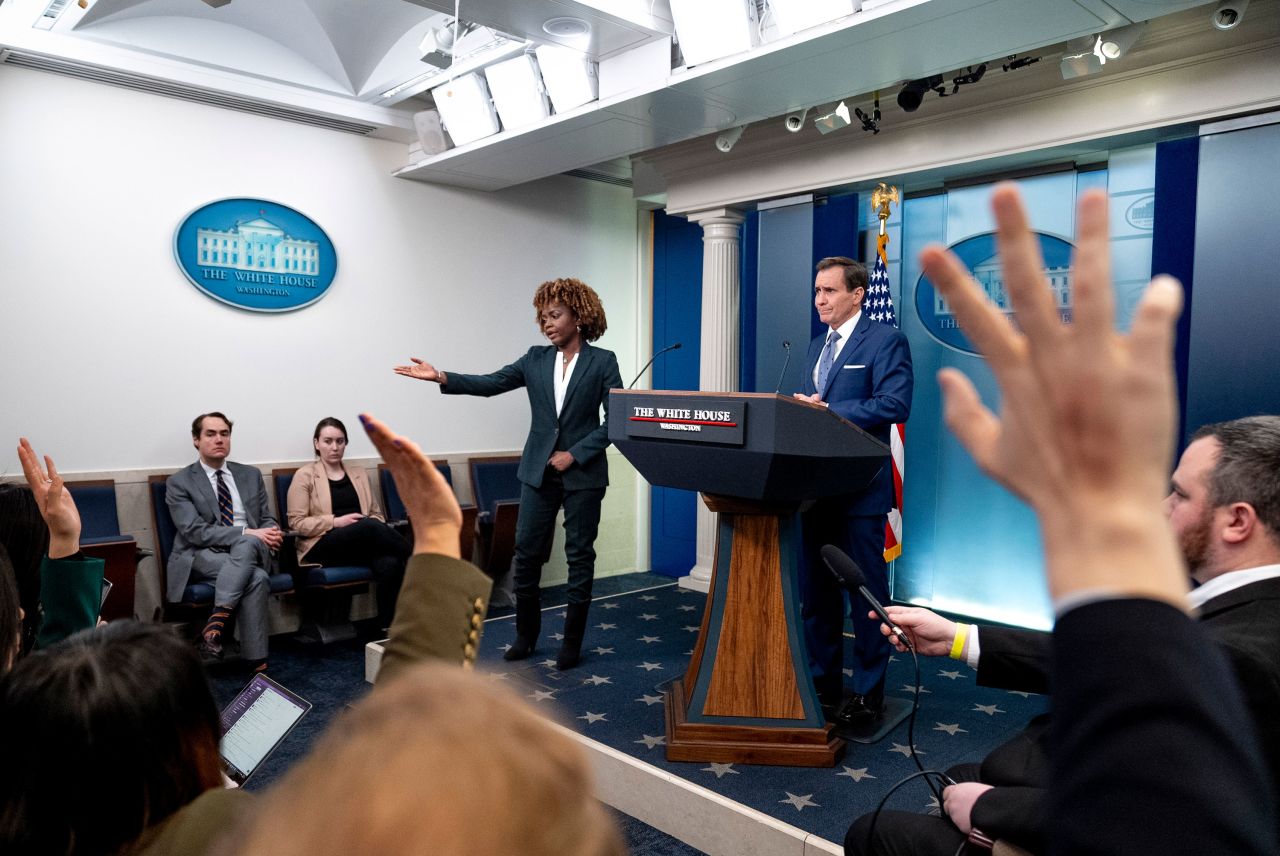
543, 17, 591, 38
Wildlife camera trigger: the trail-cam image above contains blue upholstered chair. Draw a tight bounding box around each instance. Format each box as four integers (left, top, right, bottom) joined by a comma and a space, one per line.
273, 467, 373, 644
378, 460, 477, 562
466, 455, 522, 582
65, 479, 141, 621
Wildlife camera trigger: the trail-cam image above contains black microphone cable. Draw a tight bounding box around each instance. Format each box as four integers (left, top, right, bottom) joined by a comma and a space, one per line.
772, 340, 792, 394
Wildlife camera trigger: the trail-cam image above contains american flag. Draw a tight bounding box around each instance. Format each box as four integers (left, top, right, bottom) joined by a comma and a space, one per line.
867, 233, 904, 562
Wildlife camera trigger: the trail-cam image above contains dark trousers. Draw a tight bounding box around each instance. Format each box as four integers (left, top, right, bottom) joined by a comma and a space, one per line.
305, 517, 411, 623
513, 469, 605, 606
800, 503, 891, 702
845, 764, 984, 856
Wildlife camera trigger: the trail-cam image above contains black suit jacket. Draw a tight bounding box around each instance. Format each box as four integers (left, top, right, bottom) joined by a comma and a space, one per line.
969, 578, 1280, 850
1049, 598, 1277, 855
442, 342, 622, 491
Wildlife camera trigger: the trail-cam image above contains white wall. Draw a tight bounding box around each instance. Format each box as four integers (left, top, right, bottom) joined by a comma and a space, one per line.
0, 65, 641, 474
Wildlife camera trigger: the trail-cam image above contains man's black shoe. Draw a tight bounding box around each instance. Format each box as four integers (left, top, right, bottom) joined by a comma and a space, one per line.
834, 693, 884, 727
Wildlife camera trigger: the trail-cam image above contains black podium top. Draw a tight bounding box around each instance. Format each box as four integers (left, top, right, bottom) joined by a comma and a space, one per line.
608, 390, 888, 502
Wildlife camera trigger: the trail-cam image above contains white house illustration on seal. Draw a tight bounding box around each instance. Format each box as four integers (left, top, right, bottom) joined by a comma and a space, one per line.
935, 260, 1072, 316
197, 215, 320, 275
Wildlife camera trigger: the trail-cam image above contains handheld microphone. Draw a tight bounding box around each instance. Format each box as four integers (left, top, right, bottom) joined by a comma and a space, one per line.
628, 342, 682, 389
772, 340, 792, 394
820, 545, 911, 650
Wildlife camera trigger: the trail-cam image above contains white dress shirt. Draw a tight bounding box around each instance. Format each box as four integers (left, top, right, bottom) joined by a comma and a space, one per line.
199, 460, 246, 528
554, 350, 579, 417
811, 310, 862, 389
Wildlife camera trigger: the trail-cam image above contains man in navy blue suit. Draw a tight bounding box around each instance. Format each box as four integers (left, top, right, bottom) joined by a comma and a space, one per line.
795, 256, 914, 728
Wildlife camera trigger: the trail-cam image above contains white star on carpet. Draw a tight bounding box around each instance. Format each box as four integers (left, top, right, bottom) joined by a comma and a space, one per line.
583, 675, 613, 686
501, 643, 511, 652
551, 633, 564, 641
640, 595, 657, 601
837, 766, 875, 782
578, 711, 608, 724
1007, 690, 1032, 698
601, 602, 620, 609
902, 684, 931, 694
938, 670, 963, 680
596, 623, 617, 630
843, 668, 854, 677
973, 703, 1005, 716
779, 793, 819, 811
889, 743, 924, 757
558, 611, 568, 618
636, 694, 663, 706
592, 646, 614, 655
636, 662, 664, 671
639, 613, 659, 621
702, 763, 739, 779
934, 722, 967, 736
634, 734, 666, 749
684, 649, 695, 656
679, 605, 697, 612
925, 795, 941, 813
638, 635, 661, 644
683, 625, 701, 632
528, 690, 556, 702
539, 659, 557, 668
488, 672, 509, 680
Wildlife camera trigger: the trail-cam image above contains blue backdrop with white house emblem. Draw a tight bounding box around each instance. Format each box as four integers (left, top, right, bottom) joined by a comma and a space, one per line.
174, 198, 337, 312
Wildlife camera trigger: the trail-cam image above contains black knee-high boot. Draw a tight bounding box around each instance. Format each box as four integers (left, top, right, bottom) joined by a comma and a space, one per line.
556, 601, 590, 670
504, 595, 542, 661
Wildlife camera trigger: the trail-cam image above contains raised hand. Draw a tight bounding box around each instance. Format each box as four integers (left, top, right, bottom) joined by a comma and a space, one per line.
392, 357, 444, 384
919, 185, 1186, 606
17, 438, 81, 559
360, 413, 461, 558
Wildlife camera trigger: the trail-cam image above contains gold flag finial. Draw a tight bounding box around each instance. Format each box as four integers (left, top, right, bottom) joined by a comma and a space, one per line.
871, 183, 899, 236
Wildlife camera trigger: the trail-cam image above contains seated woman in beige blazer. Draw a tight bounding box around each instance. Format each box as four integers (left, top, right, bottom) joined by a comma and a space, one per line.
287, 417, 411, 627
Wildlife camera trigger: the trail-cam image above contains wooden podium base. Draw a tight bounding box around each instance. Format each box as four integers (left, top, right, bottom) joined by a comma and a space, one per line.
664, 677, 843, 766
663, 495, 843, 767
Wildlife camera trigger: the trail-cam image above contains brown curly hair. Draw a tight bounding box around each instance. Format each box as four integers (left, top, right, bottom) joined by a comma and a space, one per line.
532, 278, 608, 343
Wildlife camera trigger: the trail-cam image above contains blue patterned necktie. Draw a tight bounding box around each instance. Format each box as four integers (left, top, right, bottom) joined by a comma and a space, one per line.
816, 330, 841, 393
215, 469, 234, 526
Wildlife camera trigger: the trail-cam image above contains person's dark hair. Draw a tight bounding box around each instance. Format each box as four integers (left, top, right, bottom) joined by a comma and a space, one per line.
0, 546, 21, 671
191, 411, 233, 438
312, 417, 349, 457
0, 485, 49, 657
1191, 415, 1280, 538
815, 256, 868, 293
533, 278, 608, 342
0, 621, 222, 855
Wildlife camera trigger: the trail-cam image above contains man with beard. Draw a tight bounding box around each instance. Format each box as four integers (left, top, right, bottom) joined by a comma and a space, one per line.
844, 415, 1280, 855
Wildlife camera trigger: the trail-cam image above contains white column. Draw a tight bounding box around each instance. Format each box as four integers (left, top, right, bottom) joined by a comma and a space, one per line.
679, 207, 745, 594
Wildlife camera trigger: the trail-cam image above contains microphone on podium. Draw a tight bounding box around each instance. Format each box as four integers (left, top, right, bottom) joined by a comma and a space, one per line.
820, 545, 911, 651
628, 342, 682, 389
772, 340, 792, 394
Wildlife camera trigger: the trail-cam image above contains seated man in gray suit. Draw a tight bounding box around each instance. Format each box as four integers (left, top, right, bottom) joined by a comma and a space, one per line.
166, 412, 283, 670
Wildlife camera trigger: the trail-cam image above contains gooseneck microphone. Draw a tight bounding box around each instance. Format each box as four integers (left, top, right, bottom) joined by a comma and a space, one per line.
772, 340, 792, 394
628, 342, 682, 389
820, 545, 911, 651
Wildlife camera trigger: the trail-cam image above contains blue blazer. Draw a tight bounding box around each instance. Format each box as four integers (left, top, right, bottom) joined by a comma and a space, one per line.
442, 342, 623, 491
801, 313, 913, 513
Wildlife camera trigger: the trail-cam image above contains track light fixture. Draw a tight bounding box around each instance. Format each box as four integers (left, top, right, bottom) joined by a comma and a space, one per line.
814, 101, 851, 134
949, 63, 986, 93
715, 125, 746, 152
854, 97, 880, 134
896, 75, 944, 113
784, 109, 808, 133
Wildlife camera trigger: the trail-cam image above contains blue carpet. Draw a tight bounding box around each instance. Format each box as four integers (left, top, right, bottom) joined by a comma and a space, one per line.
476, 573, 1049, 846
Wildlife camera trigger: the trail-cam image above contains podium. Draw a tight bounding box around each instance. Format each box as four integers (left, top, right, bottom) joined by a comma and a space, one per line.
609, 391, 888, 766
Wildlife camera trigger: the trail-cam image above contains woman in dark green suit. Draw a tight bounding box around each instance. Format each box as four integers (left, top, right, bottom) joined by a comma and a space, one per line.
395, 278, 622, 670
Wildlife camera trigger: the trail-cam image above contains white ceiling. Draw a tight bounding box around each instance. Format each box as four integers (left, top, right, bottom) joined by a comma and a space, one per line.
0, 0, 1244, 188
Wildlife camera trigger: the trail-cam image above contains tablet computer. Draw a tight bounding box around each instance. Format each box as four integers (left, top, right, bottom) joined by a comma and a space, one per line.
219, 673, 311, 787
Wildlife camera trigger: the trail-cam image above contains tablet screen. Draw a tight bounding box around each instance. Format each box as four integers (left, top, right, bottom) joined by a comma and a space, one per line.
219, 673, 311, 786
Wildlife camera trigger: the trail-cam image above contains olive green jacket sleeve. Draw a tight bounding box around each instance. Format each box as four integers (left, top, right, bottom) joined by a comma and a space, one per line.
376, 552, 493, 687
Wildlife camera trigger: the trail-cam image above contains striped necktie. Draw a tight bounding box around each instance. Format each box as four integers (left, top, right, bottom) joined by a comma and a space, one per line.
816, 330, 841, 393
215, 469, 234, 526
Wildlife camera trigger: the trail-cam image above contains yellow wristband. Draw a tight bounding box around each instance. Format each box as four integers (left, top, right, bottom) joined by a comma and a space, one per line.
949, 623, 969, 660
